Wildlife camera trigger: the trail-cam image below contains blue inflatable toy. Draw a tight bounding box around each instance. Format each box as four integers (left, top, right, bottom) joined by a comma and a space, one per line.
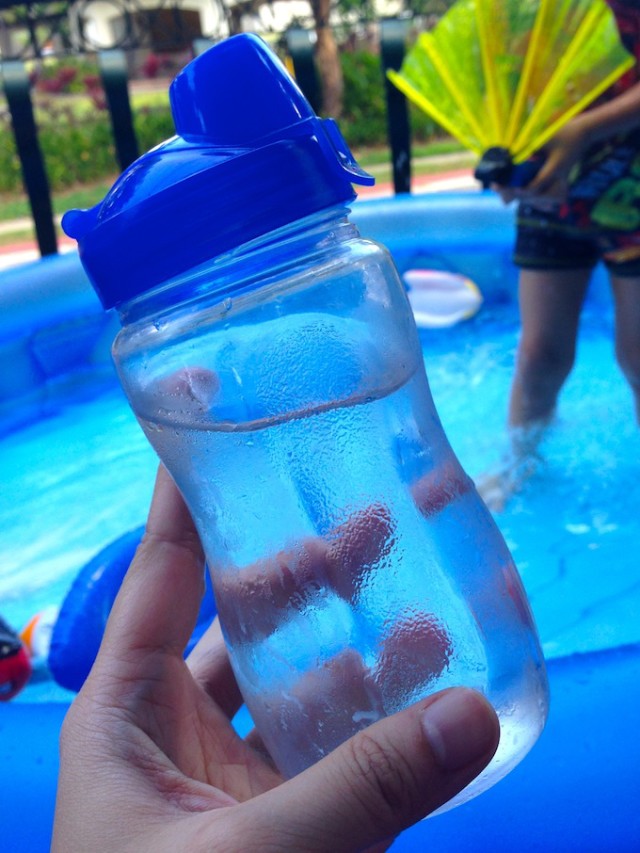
48, 527, 217, 692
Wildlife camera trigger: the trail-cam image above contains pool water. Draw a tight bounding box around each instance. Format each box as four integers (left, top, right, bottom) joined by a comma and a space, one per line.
2, 302, 639, 701
424, 308, 640, 660
0, 395, 157, 655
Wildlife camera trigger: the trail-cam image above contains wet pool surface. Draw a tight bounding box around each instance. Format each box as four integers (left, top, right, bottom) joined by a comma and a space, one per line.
423, 307, 640, 660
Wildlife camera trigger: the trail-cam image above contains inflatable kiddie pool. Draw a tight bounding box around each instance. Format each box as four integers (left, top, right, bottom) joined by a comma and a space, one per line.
1, 193, 639, 852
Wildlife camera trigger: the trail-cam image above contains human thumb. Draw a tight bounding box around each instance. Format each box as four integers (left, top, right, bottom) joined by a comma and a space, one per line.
240, 687, 499, 851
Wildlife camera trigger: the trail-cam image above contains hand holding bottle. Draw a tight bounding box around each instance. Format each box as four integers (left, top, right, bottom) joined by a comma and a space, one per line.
52, 466, 500, 853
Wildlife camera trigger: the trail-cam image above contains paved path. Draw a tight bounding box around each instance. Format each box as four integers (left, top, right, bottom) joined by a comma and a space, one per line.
358, 166, 477, 200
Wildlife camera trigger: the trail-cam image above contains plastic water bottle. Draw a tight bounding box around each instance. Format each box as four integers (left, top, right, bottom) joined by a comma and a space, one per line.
63, 34, 548, 809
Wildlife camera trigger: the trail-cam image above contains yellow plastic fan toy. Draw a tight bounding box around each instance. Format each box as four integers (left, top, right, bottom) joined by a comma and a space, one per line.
388, 0, 635, 187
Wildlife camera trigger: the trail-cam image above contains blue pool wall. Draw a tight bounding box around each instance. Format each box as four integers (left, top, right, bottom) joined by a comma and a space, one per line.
0, 251, 120, 435
0, 192, 612, 437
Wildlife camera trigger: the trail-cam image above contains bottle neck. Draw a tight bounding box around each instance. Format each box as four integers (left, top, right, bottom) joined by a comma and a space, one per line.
117, 206, 356, 325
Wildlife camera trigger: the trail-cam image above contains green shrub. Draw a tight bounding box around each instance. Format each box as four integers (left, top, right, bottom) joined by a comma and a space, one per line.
339, 49, 439, 148
0, 98, 175, 195
339, 51, 388, 147
0, 114, 22, 193
30, 56, 103, 96
38, 102, 118, 189
134, 106, 175, 152
0, 45, 443, 199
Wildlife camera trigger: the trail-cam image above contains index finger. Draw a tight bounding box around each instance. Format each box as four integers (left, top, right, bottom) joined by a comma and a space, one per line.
187, 617, 244, 718
98, 465, 206, 666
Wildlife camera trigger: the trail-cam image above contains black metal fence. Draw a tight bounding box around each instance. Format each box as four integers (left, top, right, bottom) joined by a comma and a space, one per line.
0, 3, 414, 257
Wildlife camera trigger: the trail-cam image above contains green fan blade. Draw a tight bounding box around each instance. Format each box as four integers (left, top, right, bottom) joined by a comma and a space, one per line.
389, 0, 634, 164
512, 0, 635, 160
475, 0, 541, 146
389, 0, 489, 153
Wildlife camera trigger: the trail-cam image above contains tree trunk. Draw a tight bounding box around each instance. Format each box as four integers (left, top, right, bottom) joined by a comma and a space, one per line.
310, 0, 343, 117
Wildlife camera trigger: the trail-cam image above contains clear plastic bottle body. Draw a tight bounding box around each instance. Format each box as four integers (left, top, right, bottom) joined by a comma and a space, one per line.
113, 209, 548, 807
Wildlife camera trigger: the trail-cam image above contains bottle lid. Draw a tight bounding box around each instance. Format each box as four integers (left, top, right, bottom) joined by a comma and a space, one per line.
62, 34, 374, 310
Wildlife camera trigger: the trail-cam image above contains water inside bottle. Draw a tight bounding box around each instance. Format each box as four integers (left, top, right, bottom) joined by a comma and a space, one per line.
136, 331, 547, 799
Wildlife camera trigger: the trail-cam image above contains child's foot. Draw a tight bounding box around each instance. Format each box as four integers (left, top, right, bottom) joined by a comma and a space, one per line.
477, 423, 547, 511
476, 452, 542, 512
476, 468, 521, 512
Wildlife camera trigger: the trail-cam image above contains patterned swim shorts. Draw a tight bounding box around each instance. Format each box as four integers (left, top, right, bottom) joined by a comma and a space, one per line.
515, 130, 640, 277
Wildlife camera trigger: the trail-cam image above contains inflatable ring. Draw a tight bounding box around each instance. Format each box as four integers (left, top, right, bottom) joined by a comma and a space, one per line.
403, 268, 483, 328
47, 527, 217, 692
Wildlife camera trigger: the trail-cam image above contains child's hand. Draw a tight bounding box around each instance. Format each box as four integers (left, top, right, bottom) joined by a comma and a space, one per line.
521, 117, 591, 206
492, 115, 590, 209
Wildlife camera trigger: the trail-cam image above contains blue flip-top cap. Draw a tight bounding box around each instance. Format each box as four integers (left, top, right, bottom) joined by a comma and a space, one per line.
62, 34, 374, 310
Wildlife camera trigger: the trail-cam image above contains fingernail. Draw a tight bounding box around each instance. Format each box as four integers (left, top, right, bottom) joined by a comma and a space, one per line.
421, 688, 498, 771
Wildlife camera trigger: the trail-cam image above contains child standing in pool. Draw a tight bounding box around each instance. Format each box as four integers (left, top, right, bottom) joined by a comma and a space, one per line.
483, 0, 640, 509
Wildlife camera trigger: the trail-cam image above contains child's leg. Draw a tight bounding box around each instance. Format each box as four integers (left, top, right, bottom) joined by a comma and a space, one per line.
610, 273, 640, 422
508, 267, 592, 429
477, 266, 591, 512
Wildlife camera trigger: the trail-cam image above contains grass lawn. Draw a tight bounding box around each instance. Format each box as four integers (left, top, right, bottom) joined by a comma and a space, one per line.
0, 138, 473, 233
0, 180, 119, 223
0, 134, 475, 254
